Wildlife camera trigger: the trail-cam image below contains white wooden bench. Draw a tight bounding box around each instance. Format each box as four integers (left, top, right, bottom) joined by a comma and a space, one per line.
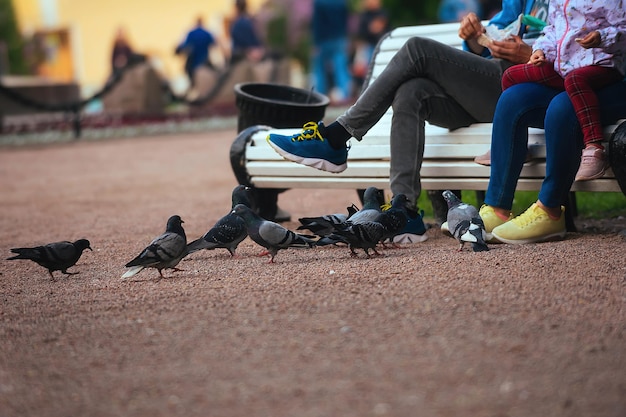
230, 22, 625, 219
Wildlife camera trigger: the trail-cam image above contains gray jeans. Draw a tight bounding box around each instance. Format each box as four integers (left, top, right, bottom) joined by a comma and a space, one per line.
337, 37, 513, 206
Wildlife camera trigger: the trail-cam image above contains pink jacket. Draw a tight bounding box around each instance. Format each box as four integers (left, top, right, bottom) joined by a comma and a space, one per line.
533, 0, 626, 76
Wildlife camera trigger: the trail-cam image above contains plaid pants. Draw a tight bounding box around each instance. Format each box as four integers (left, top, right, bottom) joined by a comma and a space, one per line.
502, 63, 623, 145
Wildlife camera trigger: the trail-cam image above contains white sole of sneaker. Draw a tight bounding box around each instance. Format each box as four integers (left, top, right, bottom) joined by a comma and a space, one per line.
392, 233, 429, 244
491, 230, 566, 245
267, 141, 347, 173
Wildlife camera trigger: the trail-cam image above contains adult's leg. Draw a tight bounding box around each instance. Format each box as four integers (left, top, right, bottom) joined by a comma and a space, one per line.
312, 41, 328, 95
540, 80, 626, 207
389, 77, 478, 206
338, 37, 507, 140
330, 38, 352, 100
485, 83, 560, 210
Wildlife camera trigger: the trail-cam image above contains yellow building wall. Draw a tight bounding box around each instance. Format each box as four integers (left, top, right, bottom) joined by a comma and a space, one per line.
12, 0, 263, 95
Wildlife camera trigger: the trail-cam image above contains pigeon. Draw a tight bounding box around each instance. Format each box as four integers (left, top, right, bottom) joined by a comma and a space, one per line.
122, 215, 188, 278
231, 204, 316, 263
442, 190, 489, 252
347, 186, 384, 224
296, 204, 358, 237
327, 221, 385, 258
313, 187, 384, 247
375, 194, 411, 244
7, 239, 92, 280
186, 185, 252, 257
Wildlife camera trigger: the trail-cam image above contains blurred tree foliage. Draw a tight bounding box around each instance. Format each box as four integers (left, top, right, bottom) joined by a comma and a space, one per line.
0, 0, 27, 74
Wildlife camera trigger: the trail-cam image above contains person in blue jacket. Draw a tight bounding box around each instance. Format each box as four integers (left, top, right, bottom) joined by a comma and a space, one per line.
230, 0, 265, 64
176, 16, 217, 86
311, 0, 352, 102
267, 0, 550, 233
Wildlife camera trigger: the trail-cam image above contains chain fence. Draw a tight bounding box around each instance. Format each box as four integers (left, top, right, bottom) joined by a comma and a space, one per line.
0, 61, 238, 138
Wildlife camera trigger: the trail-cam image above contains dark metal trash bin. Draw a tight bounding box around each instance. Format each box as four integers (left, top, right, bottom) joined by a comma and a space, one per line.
234, 82, 329, 132
231, 83, 330, 222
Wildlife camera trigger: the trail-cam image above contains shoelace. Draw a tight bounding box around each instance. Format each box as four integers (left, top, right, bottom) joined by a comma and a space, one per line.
292, 122, 324, 142
511, 205, 544, 227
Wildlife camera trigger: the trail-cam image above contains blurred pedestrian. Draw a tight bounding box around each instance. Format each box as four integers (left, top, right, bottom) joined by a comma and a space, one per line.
353, 0, 391, 88
229, 0, 265, 64
175, 16, 217, 86
311, 0, 352, 102
438, 0, 481, 23
111, 26, 144, 75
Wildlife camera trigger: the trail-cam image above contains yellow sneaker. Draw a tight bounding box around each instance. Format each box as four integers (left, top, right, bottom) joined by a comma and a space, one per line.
479, 205, 513, 242
491, 203, 566, 244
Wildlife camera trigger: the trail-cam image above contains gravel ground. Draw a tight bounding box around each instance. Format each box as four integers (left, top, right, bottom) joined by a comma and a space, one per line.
1, 129, 625, 417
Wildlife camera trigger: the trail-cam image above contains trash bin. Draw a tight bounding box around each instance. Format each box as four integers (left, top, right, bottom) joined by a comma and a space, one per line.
231, 83, 330, 222
234, 82, 329, 132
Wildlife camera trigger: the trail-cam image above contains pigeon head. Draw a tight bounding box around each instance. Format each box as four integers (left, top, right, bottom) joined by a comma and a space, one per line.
232, 185, 252, 208
165, 215, 186, 235
231, 203, 255, 220
74, 239, 93, 252
390, 194, 410, 209
442, 190, 461, 208
362, 187, 384, 210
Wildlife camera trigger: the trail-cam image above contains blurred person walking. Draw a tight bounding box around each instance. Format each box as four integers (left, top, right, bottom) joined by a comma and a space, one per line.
175, 16, 218, 86
311, 0, 352, 103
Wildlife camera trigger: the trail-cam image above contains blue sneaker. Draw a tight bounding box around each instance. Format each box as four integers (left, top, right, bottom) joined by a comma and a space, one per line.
393, 209, 428, 243
266, 121, 349, 173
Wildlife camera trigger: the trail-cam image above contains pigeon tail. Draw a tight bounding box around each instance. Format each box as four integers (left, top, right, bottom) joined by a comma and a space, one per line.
122, 265, 144, 278
186, 237, 218, 254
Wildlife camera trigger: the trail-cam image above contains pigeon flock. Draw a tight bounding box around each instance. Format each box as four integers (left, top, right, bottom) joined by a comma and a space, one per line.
6, 187, 492, 280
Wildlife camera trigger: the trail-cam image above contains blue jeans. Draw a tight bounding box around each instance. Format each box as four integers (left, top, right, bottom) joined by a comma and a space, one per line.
486, 81, 626, 210
312, 38, 351, 100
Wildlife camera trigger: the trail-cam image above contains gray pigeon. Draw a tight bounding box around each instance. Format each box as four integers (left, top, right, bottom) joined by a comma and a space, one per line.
122, 215, 188, 278
186, 185, 252, 256
328, 221, 385, 258
347, 186, 384, 224
442, 190, 489, 252
231, 204, 316, 263
7, 239, 92, 280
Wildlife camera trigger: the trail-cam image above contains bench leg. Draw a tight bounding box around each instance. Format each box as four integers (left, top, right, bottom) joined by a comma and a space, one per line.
565, 192, 577, 233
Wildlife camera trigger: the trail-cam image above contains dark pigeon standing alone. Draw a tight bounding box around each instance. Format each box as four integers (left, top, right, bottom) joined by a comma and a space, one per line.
122, 215, 188, 278
231, 204, 316, 263
442, 190, 489, 252
7, 239, 92, 280
186, 185, 252, 257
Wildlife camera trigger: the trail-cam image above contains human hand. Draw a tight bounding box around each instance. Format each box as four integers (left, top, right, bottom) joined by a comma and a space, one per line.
458, 12, 485, 41
529, 49, 546, 65
576, 31, 601, 48
488, 36, 532, 64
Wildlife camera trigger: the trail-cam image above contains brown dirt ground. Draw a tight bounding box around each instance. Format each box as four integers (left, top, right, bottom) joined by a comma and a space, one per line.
1, 129, 625, 417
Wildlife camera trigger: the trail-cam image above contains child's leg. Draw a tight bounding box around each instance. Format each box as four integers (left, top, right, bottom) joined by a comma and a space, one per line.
570, 66, 624, 181
501, 63, 564, 91
563, 66, 624, 148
